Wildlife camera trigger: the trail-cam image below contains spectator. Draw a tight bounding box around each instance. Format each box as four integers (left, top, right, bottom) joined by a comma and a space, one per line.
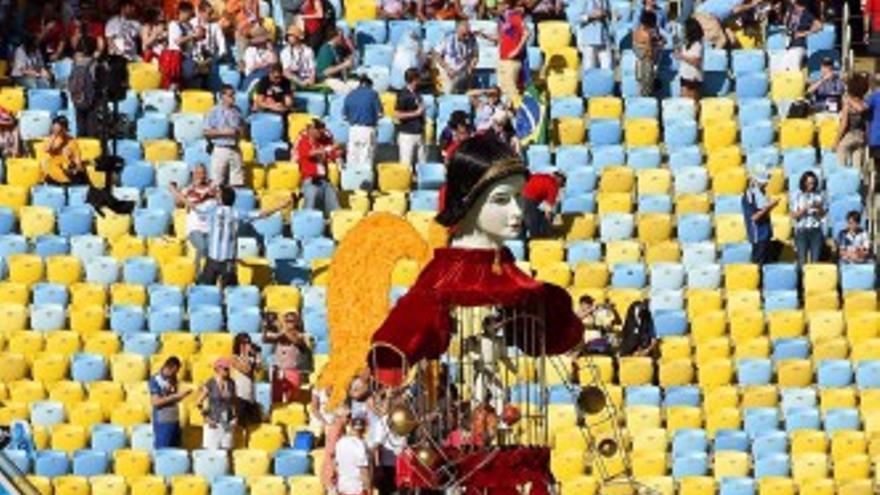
742, 167, 780, 264
204, 85, 245, 186
315, 28, 357, 94
792, 170, 826, 266
296, 120, 343, 216
197, 187, 295, 287
525, 0, 563, 22
633, 11, 659, 97
783, 0, 821, 71
69, 37, 99, 138
242, 26, 278, 92
837, 210, 872, 263
343, 75, 383, 170
521, 170, 564, 238
105, 0, 142, 60
836, 73, 869, 170
280, 26, 316, 89
0, 108, 21, 159
169, 164, 218, 275
433, 20, 478, 95
141, 7, 168, 63
225, 0, 261, 61
231, 333, 262, 429
632, 0, 669, 31
692, 0, 764, 49
197, 358, 238, 450
417, 0, 459, 21
867, 74, 880, 183
298, 0, 327, 50
368, 393, 407, 495
470, 87, 507, 132
868, 0, 880, 57
618, 299, 656, 357
310, 385, 350, 490
495, 0, 529, 102
43, 116, 86, 186
37, 6, 66, 62
439, 110, 472, 162
149, 356, 191, 449
807, 57, 845, 113
379, 0, 412, 19
573, 295, 621, 356
161, 1, 201, 90
335, 417, 372, 495
395, 68, 426, 169
578, 0, 611, 70
190, 2, 228, 90
11, 36, 52, 89
254, 63, 296, 116
456, 0, 483, 19
264, 310, 312, 403
675, 18, 704, 101
67, 5, 107, 57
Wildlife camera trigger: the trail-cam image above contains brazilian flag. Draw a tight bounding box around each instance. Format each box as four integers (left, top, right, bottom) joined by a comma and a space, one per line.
515, 83, 548, 147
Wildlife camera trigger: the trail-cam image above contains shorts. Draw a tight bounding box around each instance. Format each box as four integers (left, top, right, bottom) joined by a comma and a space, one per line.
272, 368, 302, 403
203, 424, 233, 450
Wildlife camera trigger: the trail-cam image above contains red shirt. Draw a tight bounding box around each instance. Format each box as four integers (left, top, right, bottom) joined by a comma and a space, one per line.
302, 0, 323, 35
869, 0, 880, 32
297, 134, 325, 180
522, 174, 559, 206
499, 9, 526, 60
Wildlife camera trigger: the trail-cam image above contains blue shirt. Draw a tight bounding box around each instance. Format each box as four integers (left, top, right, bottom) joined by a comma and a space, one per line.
204, 104, 243, 147
695, 0, 743, 21
786, 8, 816, 48
742, 187, 773, 243
149, 374, 180, 424
207, 205, 260, 262
343, 86, 383, 126
867, 91, 880, 147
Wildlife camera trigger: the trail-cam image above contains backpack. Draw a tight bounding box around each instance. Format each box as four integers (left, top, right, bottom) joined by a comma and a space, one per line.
69, 60, 96, 111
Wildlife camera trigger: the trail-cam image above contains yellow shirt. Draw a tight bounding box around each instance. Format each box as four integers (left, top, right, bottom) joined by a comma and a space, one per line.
43, 137, 81, 184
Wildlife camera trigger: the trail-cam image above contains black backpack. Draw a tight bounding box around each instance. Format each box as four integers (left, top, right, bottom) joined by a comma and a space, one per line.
69, 60, 96, 111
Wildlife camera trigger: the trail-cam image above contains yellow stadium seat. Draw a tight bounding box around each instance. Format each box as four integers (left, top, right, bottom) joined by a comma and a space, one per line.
248, 424, 286, 453
263, 285, 301, 312
179, 90, 215, 113
69, 401, 104, 429
659, 358, 694, 386
771, 70, 806, 101
695, 336, 731, 364
821, 388, 857, 414
95, 212, 132, 240
680, 477, 716, 495
666, 405, 702, 431
808, 310, 844, 343
699, 358, 733, 387
713, 451, 750, 478
110, 402, 148, 427
0, 303, 27, 331
805, 292, 840, 313
793, 453, 829, 484
599, 166, 634, 193
171, 475, 209, 495
596, 192, 632, 214
0, 87, 25, 112
76, 139, 102, 162
768, 309, 805, 338
552, 449, 586, 481
148, 237, 186, 266
843, 292, 877, 320
9, 379, 45, 404
833, 454, 870, 481
556, 116, 585, 145
730, 311, 764, 343
91, 475, 127, 495
817, 116, 839, 150
7, 158, 42, 189
674, 193, 711, 214
529, 239, 565, 269
110, 353, 147, 384
330, 210, 364, 241
547, 69, 579, 98
9, 332, 45, 363
706, 146, 743, 176
377, 162, 412, 193
371, 192, 407, 216
712, 167, 747, 195
812, 336, 848, 361
131, 476, 167, 495
850, 338, 880, 363
344, 0, 376, 24
792, 430, 828, 455
128, 63, 162, 91
660, 336, 691, 362
837, 480, 873, 495
735, 336, 770, 360
631, 451, 667, 477
288, 476, 322, 495
8, 254, 44, 286
160, 257, 196, 287
604, 240, 641, 264
625, 405, 662, 435
48, 380, 85, 407
46, 255, 83, 286
265, 163, 300, 191
799, 479, 835, 495
143, 140, 179, 162
690, 310, 726, 341
758, 477, 795, 495
727, 291, 761, 317
618, 357, 653, 386
537, 20, 572, 52
779, 118, 814, 149
109, 235, 146, 261
588, 97, 622, 120
0, 184, 28, 213
70, 283, 106, 307
45, 332, 81, 357
50, 424, 88, 453
535, 262, 571, 286
741, 384, 778, 408
88, 381, 125, 418
624, 118, 659, 147
777, 358, 813, 387
703, 120, 738, 152
70, 305, 107, 337
715, 214, 746, 244
572, 263, 608, 289
846, 312, 880, 342
32, 353, 69, 385
53, 475, 90, 495
630, 427, 667, 453
637, 169, 671, 195
561, 476, 598, 495
0, 281, 28, 305
700, 97, 736, 127
831, 431, 866, 460
200, 333, 233, 356
637, 213, 672, 245
110, 283, 147, 306
606, 288, 642, 316
804, 263, 838, 295
233, 449, 271, 478
250, 476, 286, 495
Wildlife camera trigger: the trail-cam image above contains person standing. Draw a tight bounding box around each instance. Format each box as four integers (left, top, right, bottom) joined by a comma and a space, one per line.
783, 0, 821, 71
161, 1, 202, 89
742, 168, 780, 265
335, 417, 372, 495
198, 358, 238, 450
204, 85, 245, 187
190, 2, 228, 91
495, 0, 529, 103
296, 120, 343, 215
521, 170, 564, 239
264, 311, 311, 403
231, 333, 262, 431
242, 26, 279, 92
149, 357, 191, 449
578, 0, 611, 70
395, 68, 426, 169
343, 75, 383, 170
791, 171, 826, 266
836, 74, 870, 172
169, 164, 218, 277
105, 0, 142, 60
675, 18, 704, 101
633, 11, 660, 97
433, 20, 478, 95
866, 74, 880, 185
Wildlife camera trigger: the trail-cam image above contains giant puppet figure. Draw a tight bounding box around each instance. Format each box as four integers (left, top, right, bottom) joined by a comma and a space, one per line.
322, 134, 638, 495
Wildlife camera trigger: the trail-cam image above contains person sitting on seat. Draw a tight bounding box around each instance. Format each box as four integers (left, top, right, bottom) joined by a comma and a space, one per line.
836, 210, 872, 264
618, 299, 657, 357
253, 63, 296, 116
43, 116, 87, 186
0, 108, 21, 158
807, 57, 845, 113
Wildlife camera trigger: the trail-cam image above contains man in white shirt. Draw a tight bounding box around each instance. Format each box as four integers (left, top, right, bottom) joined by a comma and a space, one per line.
280, 26, 317, 89
335, 417, 371, 495
433, 21, 478, 94
190, 2, 228, 90
368, 401, 407, 495
105, 1, 142, 60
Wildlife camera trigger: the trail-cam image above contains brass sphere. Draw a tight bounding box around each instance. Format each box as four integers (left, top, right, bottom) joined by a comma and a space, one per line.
578, 386, 607, 415
597, 438, 618, 457
388, 405, 417, 436
415, 446, 438, 468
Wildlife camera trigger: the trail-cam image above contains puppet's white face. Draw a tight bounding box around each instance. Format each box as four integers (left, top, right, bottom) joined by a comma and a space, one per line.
473, 175, 525, 244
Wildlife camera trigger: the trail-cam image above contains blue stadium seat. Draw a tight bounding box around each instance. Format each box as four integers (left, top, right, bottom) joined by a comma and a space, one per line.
682, 242, 716, 269
193, 450, 230, 483
781, 388, 817, 409
189, 305, 224, 334
841, 264, 875, 291
212, 476, 247, 495
71, 353, 108, 382
672, 429, 708, 457
0, 207, 14, 235
123, 333, 160, 357
762, 264, 798, 291
737, 359, 773, 386
33, 283, 68, 306
526, 145, 552, 168
302, 237, 336, 262
664, 386, 701, 407
611, 263, 646, 288
121, 162, 156, 191
0, 234, 26, 258
116, 139, 144, 166
719, 477, 755, 495
28, 89, 64, 113
566, 167, 597, 193
672, 452, 708, 477
625, 385, 661, 406
136, 112, 171, 141
714, 429, 749, 452
59, 206, 95, 237
649, 289, 683, 311
410, 190, 439, 211
226, 285, 260, 308
32, 185, 66, 213
754, 453, 790, 479
85, 256, 120, 286
274, 449, 311, 477
142, 90, 177, 115
637, 194, 671, 213
34, 235, 70, 258
257, 142, 287, 165
249, 113, 285, 146
856, 361, 880, 389
550, 98, 584, 119
589, 119, 622, 146
155, 161, 191, 189
714, 195, 743, 214
627, 146, 661, 169
30, 304, 66, 331
560, 193, 595, 213
133, 208, 172, 238
824, 408, 860, 433
233, 188, 256, 213
50, 59, 73, 85
599, 213, 634, 242
764, 290, 798, 311
91, 425, 127, 454
155, 448, 191, 479
720, 243, 752, 265
149, 306, 184, 334
744, 407, 780, 438
252, 212, 284, 240
72, 450, 109, 476
741, 119, 774, 150
30, 400, 65, 427
19, 110, 52, 141
150, 284, 184, 307
304, 308, 329, 337
677, 214, 712, 244
130, 425, 154, 452
123, 257, 159, 286
556, 145, 590, 173
172, 113, 205, 144
771, 338, 809, 361
650, 263, 685, 290
784, 406, 821, 432
188, 285, 222, 309
415, 163, 445, 190
291, 210, 325, 241
184, 140, 212, 166
144, 187, 175, 213
652, 308, 687, 336
111, 305, 147, 334
663, 119, 697, 148
673, 167, 707, 195
591, 145, 625, 170
624, 97, 659, 119
826, 168, 861, 199
34, 450, 70, 478
581, 69, 615, 96
566, 241, 601, 264
738, 98, 773, 126
751, 430, 788, 458
736, 73, 769, 98
732, 49, 766, 75
668, 146, 702, 170
227, 307, 261, 334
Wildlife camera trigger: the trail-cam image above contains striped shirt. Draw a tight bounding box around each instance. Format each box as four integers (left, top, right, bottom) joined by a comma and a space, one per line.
207, 205, 259, 262
793, 191, 824, 231
204, 104, 243, 148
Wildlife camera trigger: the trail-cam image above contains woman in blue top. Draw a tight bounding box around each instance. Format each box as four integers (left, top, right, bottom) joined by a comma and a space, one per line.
866, 74, 880, 182
791, 171, 826, 266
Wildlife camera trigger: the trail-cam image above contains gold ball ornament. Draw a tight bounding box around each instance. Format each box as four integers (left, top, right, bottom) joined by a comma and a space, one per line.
415, 446, 438, 468
578, 386, 607, 415
389, 405, 418, 436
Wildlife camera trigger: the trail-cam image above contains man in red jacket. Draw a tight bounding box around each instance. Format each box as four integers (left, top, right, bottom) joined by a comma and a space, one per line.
522, 169, 565, 238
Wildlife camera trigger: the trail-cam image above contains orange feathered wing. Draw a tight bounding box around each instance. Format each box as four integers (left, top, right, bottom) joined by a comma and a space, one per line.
320, 212, 441, 408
